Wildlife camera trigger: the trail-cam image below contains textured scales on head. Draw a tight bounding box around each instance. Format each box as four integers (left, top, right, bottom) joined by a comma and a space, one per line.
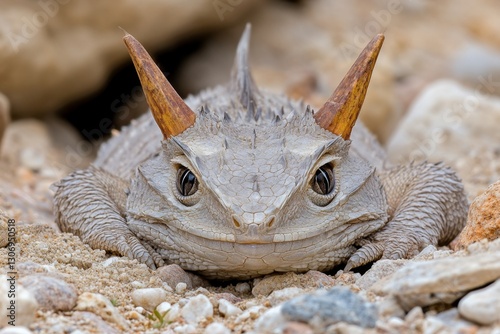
123, 25, 387, 278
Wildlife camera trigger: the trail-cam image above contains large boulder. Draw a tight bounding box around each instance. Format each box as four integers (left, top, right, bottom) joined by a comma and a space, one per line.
0, 0, 266, 117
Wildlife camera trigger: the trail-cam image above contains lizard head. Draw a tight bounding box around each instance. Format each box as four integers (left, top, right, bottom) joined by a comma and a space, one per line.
124, 25, 388, 279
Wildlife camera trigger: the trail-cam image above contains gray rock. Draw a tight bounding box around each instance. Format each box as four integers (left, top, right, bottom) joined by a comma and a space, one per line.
156, 264, 193, 290
281, 287, 378, 328
372, 251, 500, 310
20, 275, 77, 311
131, 287, 168, 311
458, 279, 500, 325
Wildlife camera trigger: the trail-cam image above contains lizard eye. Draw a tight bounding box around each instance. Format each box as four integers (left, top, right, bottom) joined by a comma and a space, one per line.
177, 167, 198, 196
311, 164, 335, 195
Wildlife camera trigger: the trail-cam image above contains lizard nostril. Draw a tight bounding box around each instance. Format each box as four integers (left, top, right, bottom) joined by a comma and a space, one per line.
232, 217, 241, 228
266, 216, 275, 228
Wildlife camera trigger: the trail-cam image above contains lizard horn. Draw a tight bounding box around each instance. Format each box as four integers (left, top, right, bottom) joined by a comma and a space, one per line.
231, 23, 261, 121
314, 34, 384, 140
123, 33, 196, 139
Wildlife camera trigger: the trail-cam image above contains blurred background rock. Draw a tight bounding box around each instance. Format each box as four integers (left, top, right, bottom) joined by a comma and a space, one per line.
1, 0, 500, 223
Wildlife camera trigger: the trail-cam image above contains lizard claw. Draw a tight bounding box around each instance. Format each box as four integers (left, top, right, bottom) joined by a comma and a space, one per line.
122, 234, 164, 269
345, 242, 384, 271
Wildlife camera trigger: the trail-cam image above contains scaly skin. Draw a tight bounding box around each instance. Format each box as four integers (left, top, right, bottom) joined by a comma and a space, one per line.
53, 27, 468, 279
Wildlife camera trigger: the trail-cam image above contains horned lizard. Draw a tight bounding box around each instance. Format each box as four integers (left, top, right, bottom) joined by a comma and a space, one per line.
53, 25, 467, 279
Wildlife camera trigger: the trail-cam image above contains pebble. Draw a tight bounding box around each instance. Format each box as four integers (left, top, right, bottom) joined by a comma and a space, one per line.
130, 288, 168, 311
180, 294, 213, 324
156, 264, 193, 290
218, 298, 242, 317
156, 301, 172, 315
455, 180, 500, 248
174, 324, 196, 333
165, 303, 181, 323
71, 311, 121, 334
253, 306, 287, 334
252, 271, 334, 297
214, 292, 242, 305
458, 279, 500, 325
0, 276, 38, 327
235, 282, 251, 294
282, 321, 314, 334
176, 282, 187, 294
236, 305, 266, 324
372, 251, 500, 310
281, 287, 378, 328
20, 275, 77, 311
74, 292, 129, 331
376, 297, 405, 319
0, 212, 8, 248
204, 322, 231, 334
0, 328, 33, 334
267, 287, 305, 307
325, 322, 369, 334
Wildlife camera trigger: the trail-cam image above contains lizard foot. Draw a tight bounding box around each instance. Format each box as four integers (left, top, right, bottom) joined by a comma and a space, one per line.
344, 229, 424, 271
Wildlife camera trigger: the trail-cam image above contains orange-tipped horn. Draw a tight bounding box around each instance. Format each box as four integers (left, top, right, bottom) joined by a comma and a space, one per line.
314, 34, 384, 140
123, 33, 196, 139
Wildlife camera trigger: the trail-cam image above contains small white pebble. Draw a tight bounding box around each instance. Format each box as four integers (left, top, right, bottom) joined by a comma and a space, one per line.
178, 298, 189, 307
165, 304, 180, 322
156, 301, 171, 315
235, 282, 251, 294
181, 294, 214, 325
131, 288, 167, 311
130, 281, 145, 289
204, 322, 231, 334
174, 324, 196, 333
135, 306, 145, 314
162, 283, 174, 292
176, 282, 187, 294
218, 298, 242, 317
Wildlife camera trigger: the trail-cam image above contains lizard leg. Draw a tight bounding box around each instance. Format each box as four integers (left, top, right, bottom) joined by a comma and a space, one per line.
345, 162, 468, 271
53, 165, 164, 269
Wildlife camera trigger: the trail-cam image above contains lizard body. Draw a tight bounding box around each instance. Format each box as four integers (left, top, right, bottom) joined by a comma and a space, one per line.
53, 26, 467, 279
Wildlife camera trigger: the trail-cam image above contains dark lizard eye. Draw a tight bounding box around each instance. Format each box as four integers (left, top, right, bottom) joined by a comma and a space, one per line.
312, 164, 334, 195
177, 167, 198, 196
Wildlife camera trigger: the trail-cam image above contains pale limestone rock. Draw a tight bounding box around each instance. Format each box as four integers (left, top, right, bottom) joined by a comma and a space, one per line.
0, 276, 38, 327
74, 292, 129, 331
267, 287, 305, 307
356, 259, 407, 291
156, 301, 171, 315
203, 322, 231, 334
218, 298, 242, 317
253, 305, 287, 334
180, 294, 213, 325
458, 279, 500, 325
372, 251, 500, 310
0, 327, 33, 334
386, 80, 500, 197
0, 0, 266, 117
130, 287, 168, 311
